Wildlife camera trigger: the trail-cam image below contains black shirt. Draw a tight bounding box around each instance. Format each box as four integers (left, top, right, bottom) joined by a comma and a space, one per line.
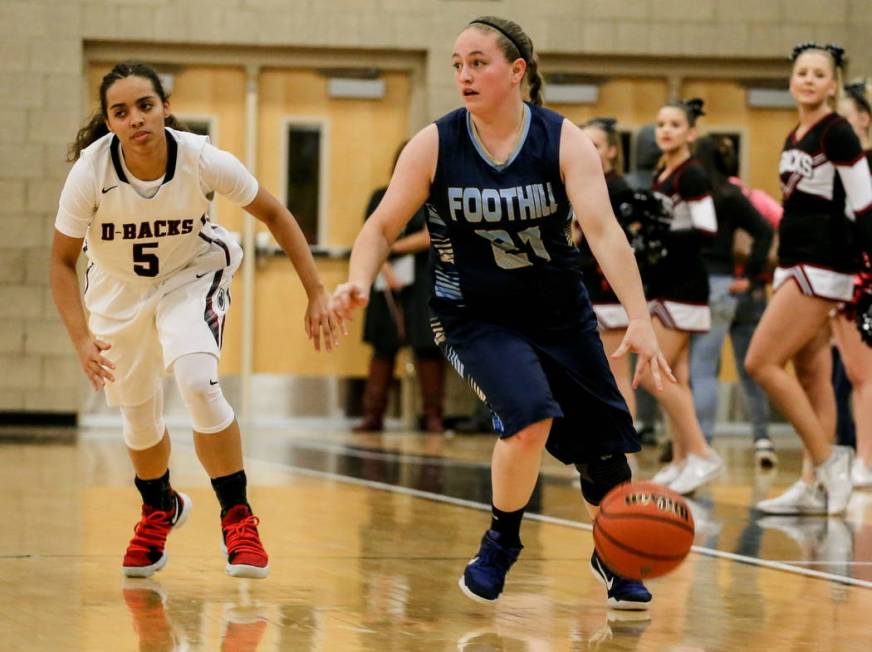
701, 184, 773, 279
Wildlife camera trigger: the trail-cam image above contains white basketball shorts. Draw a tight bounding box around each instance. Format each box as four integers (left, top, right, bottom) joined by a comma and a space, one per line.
84, 223, 242, 407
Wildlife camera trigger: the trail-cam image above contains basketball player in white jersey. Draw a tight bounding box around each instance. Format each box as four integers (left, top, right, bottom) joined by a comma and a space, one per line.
51, 62, 339, 579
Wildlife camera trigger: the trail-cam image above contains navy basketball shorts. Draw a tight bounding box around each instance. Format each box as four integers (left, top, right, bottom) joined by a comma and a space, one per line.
431, 309, 640, 465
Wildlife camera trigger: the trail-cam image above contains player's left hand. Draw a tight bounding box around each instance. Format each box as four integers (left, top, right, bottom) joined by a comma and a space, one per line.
612, 317, 677, 391
728, 277, 751, 294
305, 288, 341, 352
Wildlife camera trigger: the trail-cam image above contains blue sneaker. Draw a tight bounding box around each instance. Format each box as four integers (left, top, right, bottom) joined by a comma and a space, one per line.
590, 551, 653, 610
458, 530, 523, 603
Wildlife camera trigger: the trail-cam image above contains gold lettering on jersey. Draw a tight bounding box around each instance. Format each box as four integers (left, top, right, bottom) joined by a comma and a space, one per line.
447, 183, 558, 223
101, 219, 195, 241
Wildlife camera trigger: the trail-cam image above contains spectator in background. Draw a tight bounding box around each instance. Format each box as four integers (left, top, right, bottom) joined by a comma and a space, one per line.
689, 136, 775, 467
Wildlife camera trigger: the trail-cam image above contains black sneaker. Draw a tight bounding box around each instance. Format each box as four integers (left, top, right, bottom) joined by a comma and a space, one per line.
458, 530, 522, 603
590, 551, 653, 610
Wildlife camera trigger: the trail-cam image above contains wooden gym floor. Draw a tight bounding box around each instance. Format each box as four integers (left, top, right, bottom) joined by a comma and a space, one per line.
1, 424, 870, 651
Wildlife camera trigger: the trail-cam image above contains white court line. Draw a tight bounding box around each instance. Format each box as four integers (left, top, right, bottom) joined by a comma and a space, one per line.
254, 459, 872, 590
79, 431, 872, 589
777, 561, 872, 566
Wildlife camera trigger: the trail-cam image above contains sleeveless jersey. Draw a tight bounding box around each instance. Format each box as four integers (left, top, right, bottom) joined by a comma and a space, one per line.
426, 103, 583, 322
648, 159, 716, 303
74, 128, 215, 283
778, 112, 872, 272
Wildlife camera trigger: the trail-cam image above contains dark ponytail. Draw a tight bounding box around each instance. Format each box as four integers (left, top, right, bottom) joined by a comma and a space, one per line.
663, 97, 706, 127
68, 61, 188, 161
468, 16, 544, 106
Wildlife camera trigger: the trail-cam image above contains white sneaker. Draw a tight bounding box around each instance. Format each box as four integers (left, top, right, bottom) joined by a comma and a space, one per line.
816, 446, 854, 515
756, 479, 827, 515
851, 459, 872, 488
651, 462, 683, 486
754, 439, 778, 469
669, 452, 724, 495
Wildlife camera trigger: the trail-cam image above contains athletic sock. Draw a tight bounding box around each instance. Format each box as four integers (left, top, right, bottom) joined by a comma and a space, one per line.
490, 504, 525, 546
211, 470, 249, 516
134, 470, 174, 511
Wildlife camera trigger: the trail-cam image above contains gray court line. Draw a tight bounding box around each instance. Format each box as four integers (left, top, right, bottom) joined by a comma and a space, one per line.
254, 458, 872, 591
777, 561, 872, 566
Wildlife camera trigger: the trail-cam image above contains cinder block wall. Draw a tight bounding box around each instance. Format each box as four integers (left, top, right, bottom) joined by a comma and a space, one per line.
1, 0, 868, 414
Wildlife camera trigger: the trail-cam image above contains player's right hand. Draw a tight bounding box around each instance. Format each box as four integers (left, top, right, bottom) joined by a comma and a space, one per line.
330, 282, 370, 321
76, 338, 115, 390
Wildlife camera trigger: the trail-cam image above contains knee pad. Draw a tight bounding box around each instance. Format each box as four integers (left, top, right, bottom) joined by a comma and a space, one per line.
121, 393, 165, 451
575, 453, 632, 506
173, 353, 235, 434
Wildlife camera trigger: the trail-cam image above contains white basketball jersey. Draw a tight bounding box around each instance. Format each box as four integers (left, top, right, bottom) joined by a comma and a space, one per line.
80, 128, 213, 283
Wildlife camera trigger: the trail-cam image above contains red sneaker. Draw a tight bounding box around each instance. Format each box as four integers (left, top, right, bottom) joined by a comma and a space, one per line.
221, 504, 270, 579
122, 492, 192, 578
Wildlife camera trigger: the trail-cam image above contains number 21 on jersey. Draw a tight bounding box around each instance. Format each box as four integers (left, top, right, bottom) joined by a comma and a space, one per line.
475, 226, 551, 270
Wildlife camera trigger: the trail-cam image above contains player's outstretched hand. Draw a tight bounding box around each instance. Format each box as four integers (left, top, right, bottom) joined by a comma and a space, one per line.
330, 282, 369, 322
305, 288, 342, 352
76, 338, 115, 391
612, 318, 677, 391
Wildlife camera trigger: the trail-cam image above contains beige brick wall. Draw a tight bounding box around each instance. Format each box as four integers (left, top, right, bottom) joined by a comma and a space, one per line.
0, 0, 867, 414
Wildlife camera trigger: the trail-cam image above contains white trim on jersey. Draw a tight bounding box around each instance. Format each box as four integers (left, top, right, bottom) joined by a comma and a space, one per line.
688, 196, 717, 233
773, 264, 855, 302
836, 155, 872, 218
660, 193, 716, 234
795, 160, 836, 201
592, 303, 629, 331
648, 299, 711, 332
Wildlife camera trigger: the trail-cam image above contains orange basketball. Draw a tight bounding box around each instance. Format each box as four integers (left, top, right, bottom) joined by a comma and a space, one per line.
593, 481, 695, 580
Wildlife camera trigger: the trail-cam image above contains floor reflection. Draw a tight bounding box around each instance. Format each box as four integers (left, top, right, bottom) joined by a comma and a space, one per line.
3, 432, 872, 651
243, 430, 872, 584
121, 578, 272, 652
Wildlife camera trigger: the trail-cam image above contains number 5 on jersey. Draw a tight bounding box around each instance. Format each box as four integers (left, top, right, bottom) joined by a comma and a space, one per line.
475, 226, 551, 270
133, 243, 159, 277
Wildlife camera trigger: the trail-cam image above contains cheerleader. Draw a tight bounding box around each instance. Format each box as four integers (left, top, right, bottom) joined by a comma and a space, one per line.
645, 99, 724, 495
747, 44, 872, 514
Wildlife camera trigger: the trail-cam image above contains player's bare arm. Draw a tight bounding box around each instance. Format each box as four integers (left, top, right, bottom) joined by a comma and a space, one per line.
333, 124, 437, 319
50, 230, 116, 390
244, 186, 339, 352
561, 120, 675, 390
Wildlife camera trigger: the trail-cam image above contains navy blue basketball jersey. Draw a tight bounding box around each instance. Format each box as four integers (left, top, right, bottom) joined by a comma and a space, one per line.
426, 103, 583, 321
779, 112, 872, 271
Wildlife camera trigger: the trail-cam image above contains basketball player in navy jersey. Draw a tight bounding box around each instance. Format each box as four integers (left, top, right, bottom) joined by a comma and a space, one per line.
644, 99, 724, 495
51, 63, 339, 579
833, 81, 872, 486
576, 118, 638, 417
746, 44, 872, 515
333, 17, 674, 610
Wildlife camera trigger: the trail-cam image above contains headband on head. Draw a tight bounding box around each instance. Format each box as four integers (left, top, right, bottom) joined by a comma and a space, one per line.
469, 19, 528, 62
791, 42, 846, 68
